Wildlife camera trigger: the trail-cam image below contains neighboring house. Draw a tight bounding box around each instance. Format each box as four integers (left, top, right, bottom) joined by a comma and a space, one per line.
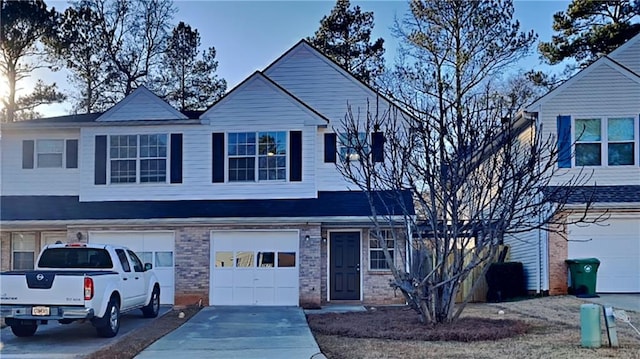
0, 40, 414, 307
505, 34, 640, 295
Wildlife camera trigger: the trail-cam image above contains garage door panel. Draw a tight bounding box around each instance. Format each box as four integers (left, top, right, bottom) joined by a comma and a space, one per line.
210, 231, 299, 306
89, 231, 175, 304
568, 217, 640, 293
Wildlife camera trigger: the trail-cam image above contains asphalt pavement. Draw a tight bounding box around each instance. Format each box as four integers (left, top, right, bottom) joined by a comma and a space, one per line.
0, 306, 171, 359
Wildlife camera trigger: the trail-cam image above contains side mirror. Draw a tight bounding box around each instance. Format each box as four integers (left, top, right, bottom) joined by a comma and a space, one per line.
144, 263, 153, 271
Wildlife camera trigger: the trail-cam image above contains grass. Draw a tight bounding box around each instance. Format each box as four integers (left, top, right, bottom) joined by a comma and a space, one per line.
307, 296, 640, 359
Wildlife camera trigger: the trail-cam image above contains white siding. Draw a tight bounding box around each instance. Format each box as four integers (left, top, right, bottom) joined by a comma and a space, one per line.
97, 87, 186, 122
264, 44, 392, 125
1, 129, 81, 195
504, 228, 549, 292
609, 37, 640, 75
533, 62, 640, 186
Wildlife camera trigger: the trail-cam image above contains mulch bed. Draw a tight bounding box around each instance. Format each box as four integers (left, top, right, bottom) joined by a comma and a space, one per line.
306, 306, 529, 342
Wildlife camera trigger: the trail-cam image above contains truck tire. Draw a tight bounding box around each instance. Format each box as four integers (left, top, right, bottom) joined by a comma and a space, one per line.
96, 298, 120, 338
11, 322, 37, 337
141, 286, 160, 318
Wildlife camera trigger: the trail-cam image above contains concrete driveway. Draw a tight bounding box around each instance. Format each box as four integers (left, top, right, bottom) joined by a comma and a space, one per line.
581, 293, 640, 312
0, 306, 171, 359
135, 306, 323, 359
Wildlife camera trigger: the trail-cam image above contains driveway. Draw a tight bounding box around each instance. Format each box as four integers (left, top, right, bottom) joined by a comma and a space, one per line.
0, 306, 171, 359
135, 306, 322, 359
581, 293, 640, 312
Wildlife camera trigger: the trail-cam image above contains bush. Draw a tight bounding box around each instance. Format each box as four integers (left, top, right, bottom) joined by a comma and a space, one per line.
485, 262, 526, 302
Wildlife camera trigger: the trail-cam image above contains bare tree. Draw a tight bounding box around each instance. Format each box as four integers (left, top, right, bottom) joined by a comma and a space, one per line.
334, 0, 601, 325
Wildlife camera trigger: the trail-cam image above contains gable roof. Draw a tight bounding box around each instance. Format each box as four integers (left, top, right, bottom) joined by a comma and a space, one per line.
199, 71, 329, 125
526, 56, 640, 110
263, 39, 418, 121
96, 86, 188, 122
607, 32, 640, 60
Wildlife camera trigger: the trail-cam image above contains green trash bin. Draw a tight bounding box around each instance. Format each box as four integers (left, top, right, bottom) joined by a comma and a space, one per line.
565, 258, 600, 298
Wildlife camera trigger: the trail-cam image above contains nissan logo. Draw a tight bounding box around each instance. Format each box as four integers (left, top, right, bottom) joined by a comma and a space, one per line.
36, 274, 44, 281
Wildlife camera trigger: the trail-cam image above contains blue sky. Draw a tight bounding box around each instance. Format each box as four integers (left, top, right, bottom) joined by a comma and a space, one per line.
31, 0, 571, 116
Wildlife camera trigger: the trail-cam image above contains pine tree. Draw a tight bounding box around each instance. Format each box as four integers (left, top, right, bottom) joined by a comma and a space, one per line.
307, 0, 385, 85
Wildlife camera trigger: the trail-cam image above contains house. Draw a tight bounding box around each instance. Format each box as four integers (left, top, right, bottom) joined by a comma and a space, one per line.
0, 40, 414, 307
504, 33, 640, 295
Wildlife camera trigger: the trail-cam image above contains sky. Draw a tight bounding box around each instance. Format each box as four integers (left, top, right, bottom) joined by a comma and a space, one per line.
16, 0, 572, 117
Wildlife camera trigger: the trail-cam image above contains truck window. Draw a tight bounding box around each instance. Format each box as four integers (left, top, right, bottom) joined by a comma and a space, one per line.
127, 250, 144, 272
115, 249, 131, 272
38, 248, 113, 269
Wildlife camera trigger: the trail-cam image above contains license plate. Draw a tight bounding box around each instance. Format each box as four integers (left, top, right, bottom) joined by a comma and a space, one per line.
32, 306, 50, 316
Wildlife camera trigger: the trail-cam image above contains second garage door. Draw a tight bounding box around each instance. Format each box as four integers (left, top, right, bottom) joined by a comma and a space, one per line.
568, 216, 640, 292
89, 231, 175, 304
210, 231, 299, 306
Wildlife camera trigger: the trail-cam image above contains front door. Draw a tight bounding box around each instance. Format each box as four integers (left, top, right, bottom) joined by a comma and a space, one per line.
330, 231, 360, 300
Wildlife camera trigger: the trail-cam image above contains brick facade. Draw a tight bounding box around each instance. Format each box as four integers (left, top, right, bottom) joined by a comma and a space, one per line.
547, 214, 569, 295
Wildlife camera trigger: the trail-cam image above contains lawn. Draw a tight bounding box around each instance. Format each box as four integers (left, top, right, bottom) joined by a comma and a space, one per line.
307, 296, 640, 359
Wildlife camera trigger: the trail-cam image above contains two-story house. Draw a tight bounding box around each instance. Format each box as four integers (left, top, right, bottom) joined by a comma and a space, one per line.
504, 33, 640, 296
0, 40, 414, 307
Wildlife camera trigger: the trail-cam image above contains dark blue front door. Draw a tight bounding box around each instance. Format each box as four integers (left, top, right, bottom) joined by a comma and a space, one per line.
330, 232, 360, 300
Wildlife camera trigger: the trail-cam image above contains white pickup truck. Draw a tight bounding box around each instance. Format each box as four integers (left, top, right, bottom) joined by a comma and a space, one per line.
0, 243, 161, 338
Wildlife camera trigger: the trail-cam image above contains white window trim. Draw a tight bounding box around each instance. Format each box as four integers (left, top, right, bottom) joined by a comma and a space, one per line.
11, 233, 36, 270
107, 134, 170, 184
572, 115, 638, 167
226, 131, 289, 183
368, 229, 395, 271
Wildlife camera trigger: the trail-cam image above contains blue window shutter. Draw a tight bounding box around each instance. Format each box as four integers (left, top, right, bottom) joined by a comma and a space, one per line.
212, 133, 225, 183
557, 115, 571, 168
170, 133, 183, 184
638, 114, 639, 166
22, 140, 34, 169
94, 136, 107, 185
371, 132, 385, 162
66, 139, 78, 169
290, 131, 302, 181
324, 133, 337, 163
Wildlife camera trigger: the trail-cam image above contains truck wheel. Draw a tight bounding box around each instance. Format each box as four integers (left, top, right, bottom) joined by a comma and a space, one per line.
96, 298, 120, 338
11, 322, 37, 337
142, 286, 160, 318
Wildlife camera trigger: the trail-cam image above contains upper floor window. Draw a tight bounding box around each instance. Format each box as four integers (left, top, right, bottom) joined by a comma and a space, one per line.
369, 229, 394, 270
109, 134, 167, 183
228, 131, 286, 182
338, 132, 368, 161
575, 117, 635, 166
22, 139, 78, 169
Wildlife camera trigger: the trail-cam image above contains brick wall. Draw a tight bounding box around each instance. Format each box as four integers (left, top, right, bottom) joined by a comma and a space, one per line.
1, 232, 10, 271
362, 229, 405, 305
548, 213, 569, 295
299, 225, 322, 308
174, 227, 210, 306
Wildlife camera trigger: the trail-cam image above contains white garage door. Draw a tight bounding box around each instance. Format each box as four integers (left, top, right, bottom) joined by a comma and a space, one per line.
210, 231, 299, 306
89, 231, 175, 304
568, 217, 640, 292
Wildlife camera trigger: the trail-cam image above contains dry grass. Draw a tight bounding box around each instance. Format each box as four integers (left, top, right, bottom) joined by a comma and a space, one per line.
84, 306, 201, 359
309, 296, 640, 359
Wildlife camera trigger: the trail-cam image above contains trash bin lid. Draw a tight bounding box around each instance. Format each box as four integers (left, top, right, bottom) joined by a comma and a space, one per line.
565, 258, 600, 264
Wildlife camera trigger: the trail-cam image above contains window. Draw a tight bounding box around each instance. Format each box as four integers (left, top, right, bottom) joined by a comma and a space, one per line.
127, 250, 144, 272
109, 134, 167, 183
37, 140, 64, 168
369, 230, 394, 270
575, 117, 636, 166
228, 131, 286, 182
115, 249, 131, 272
338, 132, 368, 160
11, 233, 36, 270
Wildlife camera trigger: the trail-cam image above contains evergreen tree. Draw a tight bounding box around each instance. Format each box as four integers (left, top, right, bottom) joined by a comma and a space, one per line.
155, 22, 226, 111
307, 0, 385, 84
0, 0, 65, 122
539, 0, 640, 67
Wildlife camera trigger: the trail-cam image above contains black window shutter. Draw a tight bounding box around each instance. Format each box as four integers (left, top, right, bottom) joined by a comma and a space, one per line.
170, 133, 183, 183
66, 139, 78, 168
22, 140, 34, 169
371, 132, 385, 163
324, 133, 337, 163
290, 131, 302, 181
94, 135, 107, 185
212, 133, 225, 183
556, 115, 571, 168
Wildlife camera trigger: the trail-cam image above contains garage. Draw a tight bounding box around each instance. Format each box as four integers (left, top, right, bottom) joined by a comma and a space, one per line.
568, 216, 640, 292
210, 230, 299, 306
88, 231, 175, 304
